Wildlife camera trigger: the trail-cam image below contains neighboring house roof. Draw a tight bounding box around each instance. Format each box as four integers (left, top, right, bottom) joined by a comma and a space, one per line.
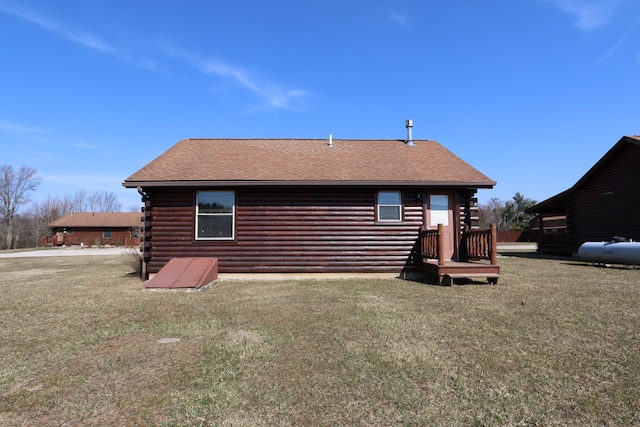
49, 212, 142, 229
527, 135, 640, 214
123, 138, 496, 188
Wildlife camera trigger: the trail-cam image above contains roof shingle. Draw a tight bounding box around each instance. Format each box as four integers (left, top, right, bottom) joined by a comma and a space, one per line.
123, 138, 495, 187
49, 212, 142, 228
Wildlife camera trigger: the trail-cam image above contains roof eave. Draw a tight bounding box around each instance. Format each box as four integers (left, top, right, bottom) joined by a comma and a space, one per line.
123, 180, 496, 189
526, 189, 571, 214
526, 135, 640, 214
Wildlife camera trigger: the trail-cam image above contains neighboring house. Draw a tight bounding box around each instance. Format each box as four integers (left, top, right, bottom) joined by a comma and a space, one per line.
527, 135, 640, 254
122, 136, 497, 279
528, 214, 567, 253
45, 212, 143, 247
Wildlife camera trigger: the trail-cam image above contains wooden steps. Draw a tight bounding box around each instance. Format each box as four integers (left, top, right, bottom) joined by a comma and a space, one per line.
419, 260, 500, 285
441, 272, 500, 286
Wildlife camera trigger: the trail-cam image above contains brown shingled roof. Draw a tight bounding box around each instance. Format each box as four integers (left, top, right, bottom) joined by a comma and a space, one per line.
123, 138, 495, 188
49, 212, 142, 228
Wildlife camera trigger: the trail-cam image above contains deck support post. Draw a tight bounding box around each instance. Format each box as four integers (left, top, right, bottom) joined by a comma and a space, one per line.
490, 223, 498, 266
437, 223, 445, 266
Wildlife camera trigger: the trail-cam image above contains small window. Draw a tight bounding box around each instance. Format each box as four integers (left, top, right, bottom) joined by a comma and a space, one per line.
429, 195, 450, 226
103, 230, 112, 239
196, 191, 235, 240
377, 191, 402, 222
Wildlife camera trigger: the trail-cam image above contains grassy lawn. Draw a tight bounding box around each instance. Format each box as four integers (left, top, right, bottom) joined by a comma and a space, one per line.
1, 253, 639, 426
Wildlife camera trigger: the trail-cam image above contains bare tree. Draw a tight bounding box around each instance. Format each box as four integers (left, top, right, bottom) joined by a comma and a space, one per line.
2, 188, 129, 249
66, 189, 87, 212
85, 190, 121, 212
479, 193, 538, 232
12, 211, 42, 248
29, 196, 68, 246
0, 165, 40, 249
87, 191, 101, 212
479, 197, 508, 231
98, 190, 121, 212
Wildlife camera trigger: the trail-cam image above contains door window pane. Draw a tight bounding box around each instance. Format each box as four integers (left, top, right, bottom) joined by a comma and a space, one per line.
429, 195, 449, 226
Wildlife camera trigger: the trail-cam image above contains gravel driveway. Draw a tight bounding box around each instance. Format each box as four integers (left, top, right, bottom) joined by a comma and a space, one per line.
0, 247, 134, 258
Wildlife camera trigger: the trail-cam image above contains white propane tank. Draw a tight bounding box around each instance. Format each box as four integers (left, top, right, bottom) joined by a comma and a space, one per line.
578, 241, 640, 265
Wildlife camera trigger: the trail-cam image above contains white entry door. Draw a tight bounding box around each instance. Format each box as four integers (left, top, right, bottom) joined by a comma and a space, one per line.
426, 193, 455, 260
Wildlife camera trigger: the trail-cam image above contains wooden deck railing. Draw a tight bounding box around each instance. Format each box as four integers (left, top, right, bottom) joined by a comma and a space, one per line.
462, 223, 498, 265
41, 235, 65, 247
420, 223, 498, 266
420, 225, 440, 263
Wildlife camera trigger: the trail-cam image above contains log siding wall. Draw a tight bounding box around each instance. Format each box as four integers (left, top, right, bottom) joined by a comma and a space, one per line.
567, 143, 640, 250
143, 187, 472, 275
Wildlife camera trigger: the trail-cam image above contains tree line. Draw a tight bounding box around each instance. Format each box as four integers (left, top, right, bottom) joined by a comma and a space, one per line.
0, 164, 131, 249
478, 192, 538, 232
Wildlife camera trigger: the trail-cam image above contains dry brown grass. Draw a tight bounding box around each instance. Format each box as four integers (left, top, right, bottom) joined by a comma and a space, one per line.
1, 252, 639, 426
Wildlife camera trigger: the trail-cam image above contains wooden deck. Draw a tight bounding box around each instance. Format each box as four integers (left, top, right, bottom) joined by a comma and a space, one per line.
418, 223, 500, 285
419, 260, 500, 285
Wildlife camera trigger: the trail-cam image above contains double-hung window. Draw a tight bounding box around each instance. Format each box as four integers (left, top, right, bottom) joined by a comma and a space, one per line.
196, 191, 235, 240
377, 191, 402, 222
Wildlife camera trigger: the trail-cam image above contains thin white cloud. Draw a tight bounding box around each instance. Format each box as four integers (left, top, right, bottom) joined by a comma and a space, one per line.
164, 45, 310, 111
598, 20, 637, 61
537, 0, 622, 30
71, 142, 101, 150
0, 119, 50, 134
0, 3, 117, 53
1, 3, 306, 111
389, 12, 412, 29
0, 3, 159, 71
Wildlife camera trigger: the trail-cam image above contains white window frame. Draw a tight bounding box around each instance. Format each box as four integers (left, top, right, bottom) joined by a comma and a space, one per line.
377, 190, 402, 222
196, 190, 235, 240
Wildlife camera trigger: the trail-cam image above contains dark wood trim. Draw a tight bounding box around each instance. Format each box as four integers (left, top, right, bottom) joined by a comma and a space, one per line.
125, 180, 496, 188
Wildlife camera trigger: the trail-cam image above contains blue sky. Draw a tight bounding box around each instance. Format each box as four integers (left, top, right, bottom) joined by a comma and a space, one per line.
1, 0, 639, 211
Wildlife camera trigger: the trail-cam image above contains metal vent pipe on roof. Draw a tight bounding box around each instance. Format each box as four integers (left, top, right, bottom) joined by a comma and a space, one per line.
405, 119, 414, 145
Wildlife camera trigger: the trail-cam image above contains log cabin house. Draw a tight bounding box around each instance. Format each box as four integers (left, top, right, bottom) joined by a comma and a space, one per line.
527, 135, 640, 255
123, 130, 500, 283
44, 212, 143, 247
